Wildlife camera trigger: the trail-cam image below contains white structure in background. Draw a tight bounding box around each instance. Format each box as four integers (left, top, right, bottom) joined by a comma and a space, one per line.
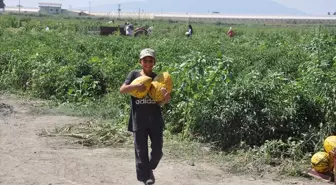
152, 13, 336, 24
4, 6, 39, 13
38, 2, 62, 14
2, 5, 336, 24
91, 12, 336, 24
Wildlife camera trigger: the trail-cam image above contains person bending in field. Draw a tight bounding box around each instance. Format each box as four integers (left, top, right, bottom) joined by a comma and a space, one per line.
119, 48, 171, 185
125, 22, 134, 36
185, 24, 193, 37
227, 27, 234, 37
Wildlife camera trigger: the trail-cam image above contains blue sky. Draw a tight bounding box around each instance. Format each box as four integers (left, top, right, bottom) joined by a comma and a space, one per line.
4, 0, 336, 15
272, 0, 336, 15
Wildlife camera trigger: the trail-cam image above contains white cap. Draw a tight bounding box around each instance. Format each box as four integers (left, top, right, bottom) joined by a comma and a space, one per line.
139, 48, 156, 59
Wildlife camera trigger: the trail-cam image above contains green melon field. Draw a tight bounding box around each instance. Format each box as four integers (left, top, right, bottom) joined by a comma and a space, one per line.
1, 14, 336, 174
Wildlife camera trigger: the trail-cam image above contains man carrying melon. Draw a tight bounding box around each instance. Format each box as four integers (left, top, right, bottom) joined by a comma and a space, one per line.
119, 48, 172, 185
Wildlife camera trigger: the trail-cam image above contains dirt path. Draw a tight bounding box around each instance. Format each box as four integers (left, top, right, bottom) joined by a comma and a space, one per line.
0, 95, 327, 185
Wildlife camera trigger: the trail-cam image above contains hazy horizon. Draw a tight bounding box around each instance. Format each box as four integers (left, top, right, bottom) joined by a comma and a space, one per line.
3, 0, 336, 15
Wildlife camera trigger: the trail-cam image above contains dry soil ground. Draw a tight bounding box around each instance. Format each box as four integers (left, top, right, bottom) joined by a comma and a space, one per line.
0, 95, 329, 185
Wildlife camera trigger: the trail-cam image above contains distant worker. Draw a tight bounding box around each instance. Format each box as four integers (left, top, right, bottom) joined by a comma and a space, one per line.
125, 22, 134, 36
227, 27, 234, 37
147, 26, 154, 35
185, 24, 193, 37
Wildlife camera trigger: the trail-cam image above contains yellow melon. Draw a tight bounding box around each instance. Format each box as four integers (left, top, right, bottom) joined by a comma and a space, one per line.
311, 151, 333, 173
129, 76, 152, 98
153, 72, 173, 93
324, 136, 336, 154
148, 81, 166, 102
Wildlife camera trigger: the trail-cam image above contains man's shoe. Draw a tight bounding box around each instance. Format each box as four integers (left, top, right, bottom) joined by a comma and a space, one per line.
146, 170, 155, 184
138, 181, 146, 185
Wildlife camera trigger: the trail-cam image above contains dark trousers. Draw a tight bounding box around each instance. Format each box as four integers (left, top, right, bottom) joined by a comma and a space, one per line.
133, 127, 163, 182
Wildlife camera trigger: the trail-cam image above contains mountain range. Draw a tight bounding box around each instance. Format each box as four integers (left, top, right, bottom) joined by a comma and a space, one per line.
90, 0, 306, 15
